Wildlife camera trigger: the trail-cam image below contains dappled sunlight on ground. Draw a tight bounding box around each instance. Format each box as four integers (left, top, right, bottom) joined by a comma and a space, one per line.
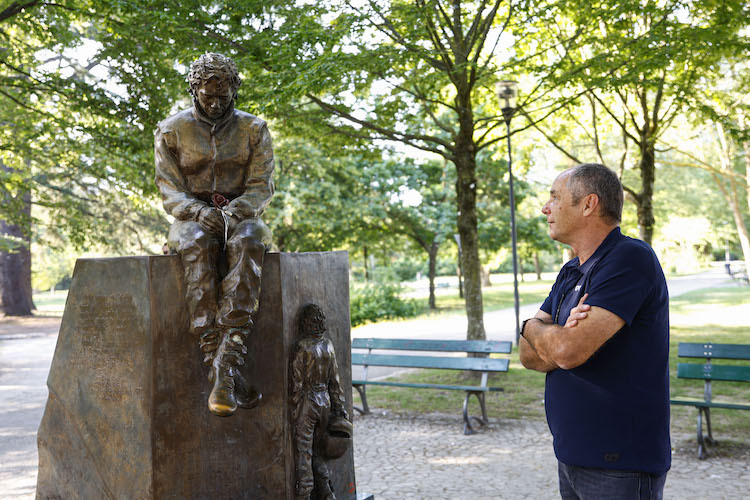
671, 287, 750, 327
428, 455, 491, 465
671, 304, 750, 327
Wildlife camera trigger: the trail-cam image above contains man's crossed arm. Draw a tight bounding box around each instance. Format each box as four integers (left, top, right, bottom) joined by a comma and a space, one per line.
519, 294, 625, 372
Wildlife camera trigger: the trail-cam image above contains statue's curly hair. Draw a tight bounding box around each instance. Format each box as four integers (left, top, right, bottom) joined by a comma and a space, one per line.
187, 52, 242, 97
299, 303, 326, 337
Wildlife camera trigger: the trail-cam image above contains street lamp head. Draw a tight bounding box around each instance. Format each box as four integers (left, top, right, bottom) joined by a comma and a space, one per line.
496, 80, 518, 123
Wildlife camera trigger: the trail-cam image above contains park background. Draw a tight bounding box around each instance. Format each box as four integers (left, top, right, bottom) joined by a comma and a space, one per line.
1, 0, 750, 328
1, 1, 750, 498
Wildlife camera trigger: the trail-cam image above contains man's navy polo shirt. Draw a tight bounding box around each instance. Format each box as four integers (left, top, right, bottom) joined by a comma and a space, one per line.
540, 227, 671, 474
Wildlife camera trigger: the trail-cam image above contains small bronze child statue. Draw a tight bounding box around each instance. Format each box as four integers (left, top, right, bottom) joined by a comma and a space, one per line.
290, 304, 353, 500
154, 52, 274, 416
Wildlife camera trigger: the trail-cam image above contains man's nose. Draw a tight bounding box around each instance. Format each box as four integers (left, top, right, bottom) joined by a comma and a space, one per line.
541, 203, 550, 215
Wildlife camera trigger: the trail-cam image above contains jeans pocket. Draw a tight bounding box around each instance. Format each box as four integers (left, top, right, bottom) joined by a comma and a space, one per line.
599, 468, 641, 479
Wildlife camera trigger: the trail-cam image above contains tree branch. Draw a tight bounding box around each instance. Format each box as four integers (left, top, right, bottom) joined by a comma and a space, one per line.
305, 93, 454, 151
469, 0, 504, 85
590, 90, 641, 144
523, 111, 583, 164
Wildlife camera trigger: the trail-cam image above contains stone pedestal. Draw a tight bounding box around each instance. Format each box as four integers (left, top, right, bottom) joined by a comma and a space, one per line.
36, 252, 359, 499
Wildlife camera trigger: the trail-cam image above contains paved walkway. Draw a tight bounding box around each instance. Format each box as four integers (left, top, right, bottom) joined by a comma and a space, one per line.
353, 412, 750, 499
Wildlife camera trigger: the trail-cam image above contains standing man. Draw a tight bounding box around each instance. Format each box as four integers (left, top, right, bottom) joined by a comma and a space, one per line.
155, 53, 274, 417
520, 164, 670, 499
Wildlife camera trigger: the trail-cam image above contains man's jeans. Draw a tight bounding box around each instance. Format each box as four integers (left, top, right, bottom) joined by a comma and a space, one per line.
558, 461, 667, 500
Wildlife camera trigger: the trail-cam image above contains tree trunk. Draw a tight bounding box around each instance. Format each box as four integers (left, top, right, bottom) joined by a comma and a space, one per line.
456, 247, 464, 298
636, 140, 656, 245
480, 265, 491, 287
726, 186, 750, 277
740, 140, 750, 274
519, 258, 525, 283
534, 252, 542, 280
0, 173, 34, 316
427, 241, 438, 309
454, 111, 486, 341
363, 245, 368, 281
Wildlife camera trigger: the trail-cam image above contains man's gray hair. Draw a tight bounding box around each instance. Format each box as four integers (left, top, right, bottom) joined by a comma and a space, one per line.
567, 163, 623, 224
187, 52, 242, 97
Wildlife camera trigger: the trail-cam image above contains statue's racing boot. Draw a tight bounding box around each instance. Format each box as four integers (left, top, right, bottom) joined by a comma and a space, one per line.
198, 326, 221, 365
208, 360, 237, 417
208, 327, 243, 416
223, 326, 262, 408
234, 368, 262, 409
208, 326, 259, 416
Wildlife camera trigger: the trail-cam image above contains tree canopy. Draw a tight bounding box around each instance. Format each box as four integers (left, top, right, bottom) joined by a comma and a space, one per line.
2, 0, 749, 322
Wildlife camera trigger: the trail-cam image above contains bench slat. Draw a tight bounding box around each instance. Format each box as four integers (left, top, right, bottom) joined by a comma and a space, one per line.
352, 338, 511, 354
678, 343, 750, 360
352, 380, 503, 392
351, 352, 509, 372
670, 398, 750, 411
677, 363, 750, 382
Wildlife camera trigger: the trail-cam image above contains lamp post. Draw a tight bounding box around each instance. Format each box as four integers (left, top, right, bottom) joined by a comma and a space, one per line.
496, 80, 521, 344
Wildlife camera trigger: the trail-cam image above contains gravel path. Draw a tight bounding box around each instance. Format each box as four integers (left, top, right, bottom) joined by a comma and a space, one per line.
353, 412, 750, 500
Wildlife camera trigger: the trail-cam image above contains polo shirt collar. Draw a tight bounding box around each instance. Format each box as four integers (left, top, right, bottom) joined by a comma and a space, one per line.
577, 227, 624, 275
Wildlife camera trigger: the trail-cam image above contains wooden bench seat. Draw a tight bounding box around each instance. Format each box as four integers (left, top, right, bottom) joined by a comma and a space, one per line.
351, 338, 512, 434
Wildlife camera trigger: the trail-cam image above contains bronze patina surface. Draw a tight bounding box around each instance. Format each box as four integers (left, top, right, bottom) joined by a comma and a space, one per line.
36, 252, 359, 499
155, 52, 274, 416
291, 304, 353, 500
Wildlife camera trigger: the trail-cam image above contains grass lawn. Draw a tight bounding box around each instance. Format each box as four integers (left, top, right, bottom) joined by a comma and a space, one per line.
32, 290, 69, 315
355, 286, 750, 447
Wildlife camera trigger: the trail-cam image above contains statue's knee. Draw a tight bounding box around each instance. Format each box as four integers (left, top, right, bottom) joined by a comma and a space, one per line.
227, 232, 265, 255
172, 223, 219, 258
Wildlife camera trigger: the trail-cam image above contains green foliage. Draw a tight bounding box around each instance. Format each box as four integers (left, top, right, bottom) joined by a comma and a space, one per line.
1, 1, 172, 252
390, 255, 458, 281
350, 275, 419, 327
515, 0, 750, 244
31, 246, 76, 291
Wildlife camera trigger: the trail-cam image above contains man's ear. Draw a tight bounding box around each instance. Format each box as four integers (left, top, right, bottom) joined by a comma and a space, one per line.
582, 193, 600, 217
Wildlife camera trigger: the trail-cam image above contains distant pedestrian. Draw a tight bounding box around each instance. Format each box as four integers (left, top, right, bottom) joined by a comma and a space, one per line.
519, 164, 670, 499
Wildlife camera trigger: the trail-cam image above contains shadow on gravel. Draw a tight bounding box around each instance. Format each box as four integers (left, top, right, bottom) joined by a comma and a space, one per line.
673, 435, 750, 461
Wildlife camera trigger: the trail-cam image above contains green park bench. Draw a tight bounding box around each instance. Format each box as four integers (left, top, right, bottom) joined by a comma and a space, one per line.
351, 338, 512, 434
670, 342, 750, 459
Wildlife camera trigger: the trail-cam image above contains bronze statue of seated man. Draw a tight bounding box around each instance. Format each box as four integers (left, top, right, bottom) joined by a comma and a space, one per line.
154, 52, 274, 416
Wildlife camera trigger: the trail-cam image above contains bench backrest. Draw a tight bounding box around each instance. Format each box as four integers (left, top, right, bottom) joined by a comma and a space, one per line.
352, 338, 512, 354
676, 342, 750, 383
677, 343, 750, 360
351, 352, 509, 372
677, 363, 750, 382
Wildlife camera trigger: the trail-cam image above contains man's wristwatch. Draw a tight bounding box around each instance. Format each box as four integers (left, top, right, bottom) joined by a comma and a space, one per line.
521, 318, 539, 339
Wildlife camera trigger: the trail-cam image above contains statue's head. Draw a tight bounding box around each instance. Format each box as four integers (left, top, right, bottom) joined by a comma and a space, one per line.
187, 53, 242, 119
299, 304, 326, 338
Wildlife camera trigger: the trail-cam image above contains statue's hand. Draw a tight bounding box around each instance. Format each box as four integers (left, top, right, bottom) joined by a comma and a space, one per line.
197, 207, 225, 236
227, 214, 240, 235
